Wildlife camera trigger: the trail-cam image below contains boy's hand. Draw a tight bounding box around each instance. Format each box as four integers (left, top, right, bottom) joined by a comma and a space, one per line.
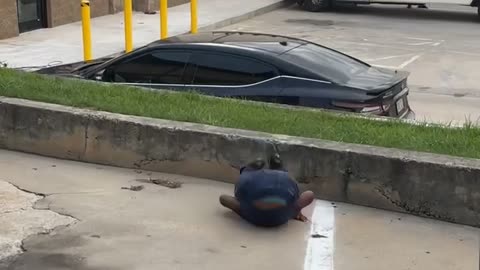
294, 212, 309, 223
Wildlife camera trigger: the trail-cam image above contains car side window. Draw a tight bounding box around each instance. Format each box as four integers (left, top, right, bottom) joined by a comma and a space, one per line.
190, 52, 278, 86
103, 51, 191, 84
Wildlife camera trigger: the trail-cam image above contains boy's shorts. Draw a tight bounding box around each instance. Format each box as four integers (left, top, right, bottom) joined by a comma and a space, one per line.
234, 168, 300, 227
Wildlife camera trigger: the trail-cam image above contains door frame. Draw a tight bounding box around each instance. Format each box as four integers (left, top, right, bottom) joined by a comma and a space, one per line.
17, 0, 47, 33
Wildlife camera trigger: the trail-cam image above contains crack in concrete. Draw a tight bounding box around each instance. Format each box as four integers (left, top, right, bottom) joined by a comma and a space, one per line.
375, 185, 458, 223
19, 241, 27, 253
2, 208, 28, 214
83, 120, 89, 158
334, 166, 463, 224
8, 182, 47, 197
8, 182, 105, 198
1, 181, 80, 262
342, 166, 353, 201
14, 222, 80, 262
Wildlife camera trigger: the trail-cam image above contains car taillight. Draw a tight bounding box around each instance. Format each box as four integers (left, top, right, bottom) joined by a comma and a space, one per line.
332, 101, 389, 114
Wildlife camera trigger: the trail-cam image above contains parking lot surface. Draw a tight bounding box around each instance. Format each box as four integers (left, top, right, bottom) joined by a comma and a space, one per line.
0, 149, 478, 270
220, 4, 480, 125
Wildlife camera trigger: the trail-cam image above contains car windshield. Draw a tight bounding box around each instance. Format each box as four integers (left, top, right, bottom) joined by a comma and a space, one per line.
280, 43, 371, 84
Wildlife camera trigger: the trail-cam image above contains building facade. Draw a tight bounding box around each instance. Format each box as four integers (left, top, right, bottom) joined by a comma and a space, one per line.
0, 0, 188, 40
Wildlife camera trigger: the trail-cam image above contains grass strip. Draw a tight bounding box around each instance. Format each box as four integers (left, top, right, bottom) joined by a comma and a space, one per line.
1, 68, 479, 159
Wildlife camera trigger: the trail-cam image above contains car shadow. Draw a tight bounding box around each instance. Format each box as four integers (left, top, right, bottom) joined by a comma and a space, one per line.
329, 4, 479, 23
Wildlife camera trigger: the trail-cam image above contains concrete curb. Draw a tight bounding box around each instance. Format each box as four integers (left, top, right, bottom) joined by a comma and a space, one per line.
1, 97, 479, 227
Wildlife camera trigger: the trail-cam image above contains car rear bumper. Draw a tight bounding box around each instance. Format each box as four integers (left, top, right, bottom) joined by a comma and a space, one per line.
399, 108, 415, 120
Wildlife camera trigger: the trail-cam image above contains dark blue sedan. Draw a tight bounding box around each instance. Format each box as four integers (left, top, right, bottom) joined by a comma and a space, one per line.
36, 31, 414, 119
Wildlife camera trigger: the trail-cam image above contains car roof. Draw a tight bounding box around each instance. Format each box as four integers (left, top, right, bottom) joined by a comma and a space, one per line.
145, 31, 309, 55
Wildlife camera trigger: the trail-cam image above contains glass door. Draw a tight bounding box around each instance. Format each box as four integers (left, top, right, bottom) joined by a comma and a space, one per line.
17, 0, 46, 33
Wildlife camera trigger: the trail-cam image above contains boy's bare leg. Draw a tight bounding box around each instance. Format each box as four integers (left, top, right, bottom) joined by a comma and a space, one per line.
219, 195, 241, 215
294, 191, 315, 222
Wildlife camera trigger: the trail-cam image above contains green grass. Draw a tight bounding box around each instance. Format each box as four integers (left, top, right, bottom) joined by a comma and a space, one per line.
1, 68, 480, 159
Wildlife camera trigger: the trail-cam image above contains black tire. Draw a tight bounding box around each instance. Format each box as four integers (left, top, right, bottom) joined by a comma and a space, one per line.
298, 0, 331, 12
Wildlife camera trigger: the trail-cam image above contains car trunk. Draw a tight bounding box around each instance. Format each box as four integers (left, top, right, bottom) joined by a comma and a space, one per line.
331, 67, 411, 118
343, 67, 409, 94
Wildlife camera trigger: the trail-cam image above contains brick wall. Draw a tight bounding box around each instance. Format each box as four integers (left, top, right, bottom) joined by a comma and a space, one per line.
47, 0, 113, 27
0, 0, 188, 40
0, 0, 19, 39
133, 0, 190, 12
47, 0, 189, 27
109, 0, 124, 13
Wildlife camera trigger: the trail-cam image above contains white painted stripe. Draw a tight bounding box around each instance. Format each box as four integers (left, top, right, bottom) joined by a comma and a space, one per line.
432, 41, 444, 47
372, 64, 398, 69
407, 42, 435, 46
398, 54, 423, 69
405, 37, 433, 41
365, 53, 415, 62
304, 200, 335, 270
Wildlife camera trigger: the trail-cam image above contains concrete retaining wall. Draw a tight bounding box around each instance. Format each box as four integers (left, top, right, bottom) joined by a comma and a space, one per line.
1, 97, 479, 227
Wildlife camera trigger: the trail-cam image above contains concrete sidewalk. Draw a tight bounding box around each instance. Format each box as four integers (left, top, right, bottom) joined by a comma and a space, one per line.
0, 149, 478, 270
0, 0, 287, 69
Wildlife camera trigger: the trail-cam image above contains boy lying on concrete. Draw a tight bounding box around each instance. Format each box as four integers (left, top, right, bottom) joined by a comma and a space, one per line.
219, 154, 315, 227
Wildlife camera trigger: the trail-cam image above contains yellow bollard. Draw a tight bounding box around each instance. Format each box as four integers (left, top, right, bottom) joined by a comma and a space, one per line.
124, 0, 133, 52
81, 0, 92, 61
160, 0, 168, 39
190, 0, 198, 34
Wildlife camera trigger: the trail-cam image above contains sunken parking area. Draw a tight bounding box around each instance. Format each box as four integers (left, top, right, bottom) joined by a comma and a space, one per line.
219, 3, 480, 125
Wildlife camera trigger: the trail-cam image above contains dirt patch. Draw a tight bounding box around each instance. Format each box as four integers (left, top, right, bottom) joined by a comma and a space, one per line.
151, 179, 182, 189
121, 185, 144, 191
136, 177, 183, 189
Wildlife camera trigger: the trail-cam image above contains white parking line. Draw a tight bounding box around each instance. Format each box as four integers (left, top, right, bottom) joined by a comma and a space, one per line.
432, 40, 445, 47
331, 40, 419, 51
398, 54, 423, 69
407, 42, 436, 46
365, 53, 416, 62
304, 200, 336, 270
372, 64, 399, 69
405, 37, 433, 41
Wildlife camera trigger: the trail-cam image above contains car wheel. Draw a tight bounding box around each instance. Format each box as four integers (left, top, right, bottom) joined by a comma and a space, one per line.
299, 0, 331, 12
